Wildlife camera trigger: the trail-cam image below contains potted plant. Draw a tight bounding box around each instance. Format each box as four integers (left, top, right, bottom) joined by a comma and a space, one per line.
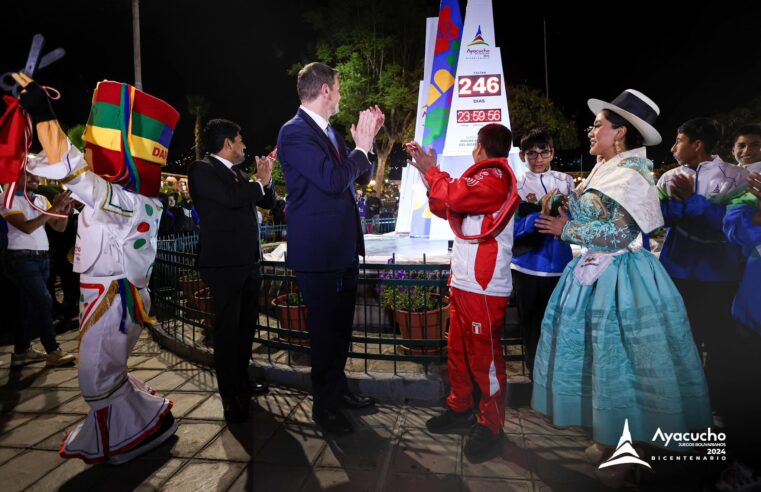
272, 290, 309, 346
179, 270, 205, 307
193, 287, 214, 347
193, 287, 213, 314
379, 267, 449, 355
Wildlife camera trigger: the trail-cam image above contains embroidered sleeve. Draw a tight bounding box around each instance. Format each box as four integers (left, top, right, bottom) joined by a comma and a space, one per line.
561, 191, 640, 250
618, 156, 655, 184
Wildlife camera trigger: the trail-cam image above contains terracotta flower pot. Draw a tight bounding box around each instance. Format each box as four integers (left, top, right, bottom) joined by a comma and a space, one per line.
193, 287, 214, 315
179, 275, 206, 308
272, 294, 309, 346
394, 295, 450, 355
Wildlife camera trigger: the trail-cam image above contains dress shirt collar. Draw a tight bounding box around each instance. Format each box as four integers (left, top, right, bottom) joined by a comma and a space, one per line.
300, 105, 330, 134
211, 154, 236, 173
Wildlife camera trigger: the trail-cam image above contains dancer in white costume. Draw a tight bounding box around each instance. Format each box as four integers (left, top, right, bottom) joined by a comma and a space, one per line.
11, 73, 181, 464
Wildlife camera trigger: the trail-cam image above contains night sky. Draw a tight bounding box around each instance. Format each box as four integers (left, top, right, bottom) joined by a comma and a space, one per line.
3, 1, 760, 172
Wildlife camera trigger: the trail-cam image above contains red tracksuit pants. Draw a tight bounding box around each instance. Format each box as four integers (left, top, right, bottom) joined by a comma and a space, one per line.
446, 287, 508, 434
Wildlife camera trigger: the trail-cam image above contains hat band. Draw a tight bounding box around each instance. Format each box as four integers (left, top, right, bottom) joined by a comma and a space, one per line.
610, 92, 658, 124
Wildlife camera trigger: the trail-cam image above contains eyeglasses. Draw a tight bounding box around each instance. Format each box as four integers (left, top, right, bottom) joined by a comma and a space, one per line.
525, 150, 553, 159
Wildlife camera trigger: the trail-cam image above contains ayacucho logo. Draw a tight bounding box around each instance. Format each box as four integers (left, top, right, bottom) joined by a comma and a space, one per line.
598, 419, 652, 470
467, 26, 489, 47
652, 428, 726, 447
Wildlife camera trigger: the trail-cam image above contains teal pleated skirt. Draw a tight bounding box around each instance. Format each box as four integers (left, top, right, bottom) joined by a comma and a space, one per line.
531, 250, 712, 448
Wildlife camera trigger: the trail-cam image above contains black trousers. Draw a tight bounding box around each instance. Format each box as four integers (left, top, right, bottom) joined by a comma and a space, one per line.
672, 278, 737, 411
201, 263, 260, 402
296, 264, 358, 411
512, 270, 560, 378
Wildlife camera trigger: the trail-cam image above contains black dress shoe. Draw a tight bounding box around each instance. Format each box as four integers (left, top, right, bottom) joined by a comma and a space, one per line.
223, 398, 249, 423
339, 392, 376, 409
312, 407, 353, 435
241, 380, 269, 398
251, 381, 269, 396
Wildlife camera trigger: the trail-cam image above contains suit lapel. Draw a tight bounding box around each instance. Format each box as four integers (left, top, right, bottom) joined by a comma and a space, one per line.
206, 156, 241, 184
297, 108, 343, 161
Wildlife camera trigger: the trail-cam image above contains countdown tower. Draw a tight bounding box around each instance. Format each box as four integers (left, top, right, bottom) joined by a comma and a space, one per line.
396, 0, 524, 240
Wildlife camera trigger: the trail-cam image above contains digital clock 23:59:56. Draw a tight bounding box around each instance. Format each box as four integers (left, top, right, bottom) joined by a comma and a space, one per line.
456, 109, 502, 123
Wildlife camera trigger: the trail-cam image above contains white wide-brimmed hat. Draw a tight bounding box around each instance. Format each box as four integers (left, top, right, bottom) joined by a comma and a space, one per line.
588, 89, 662, 146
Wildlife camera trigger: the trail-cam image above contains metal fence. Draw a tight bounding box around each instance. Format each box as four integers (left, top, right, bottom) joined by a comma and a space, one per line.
256, 217, 398, 245
151, 232, 526, 374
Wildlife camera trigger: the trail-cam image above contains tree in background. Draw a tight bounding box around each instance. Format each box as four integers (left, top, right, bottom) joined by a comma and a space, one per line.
507, 84, 579, 150
294, 1, 580, 191
187, 95, 210, 161
295, 0, 427, 192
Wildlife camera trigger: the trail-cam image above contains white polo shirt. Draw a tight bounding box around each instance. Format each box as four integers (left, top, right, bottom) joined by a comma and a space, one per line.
0, 192, 51, 251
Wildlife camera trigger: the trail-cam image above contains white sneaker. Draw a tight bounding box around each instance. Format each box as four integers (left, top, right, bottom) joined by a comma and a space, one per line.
11, 348, 47, 367
45, 348, 76, 367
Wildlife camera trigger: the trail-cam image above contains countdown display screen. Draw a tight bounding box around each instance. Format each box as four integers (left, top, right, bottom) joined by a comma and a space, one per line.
457, 74, 502, 97
456, 109, 502, 123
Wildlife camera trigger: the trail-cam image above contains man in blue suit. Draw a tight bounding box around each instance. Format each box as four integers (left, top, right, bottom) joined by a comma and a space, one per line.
277, 62, 384, 435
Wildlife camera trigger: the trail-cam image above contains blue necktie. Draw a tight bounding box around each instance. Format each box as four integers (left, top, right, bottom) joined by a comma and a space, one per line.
326, 124, 339, 153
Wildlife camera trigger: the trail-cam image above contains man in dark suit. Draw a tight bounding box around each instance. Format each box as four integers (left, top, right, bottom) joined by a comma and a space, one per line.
188, 119, 276, 422
277, 62, 384, 435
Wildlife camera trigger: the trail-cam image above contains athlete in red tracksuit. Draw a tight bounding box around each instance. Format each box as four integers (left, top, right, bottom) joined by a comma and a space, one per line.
406, 123, 519, 463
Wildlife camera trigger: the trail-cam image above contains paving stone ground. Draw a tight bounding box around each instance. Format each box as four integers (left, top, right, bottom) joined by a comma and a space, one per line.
0, 329, 717, 491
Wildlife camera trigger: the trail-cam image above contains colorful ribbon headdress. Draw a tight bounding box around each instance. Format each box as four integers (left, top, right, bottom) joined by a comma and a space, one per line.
83, 81, 180, 197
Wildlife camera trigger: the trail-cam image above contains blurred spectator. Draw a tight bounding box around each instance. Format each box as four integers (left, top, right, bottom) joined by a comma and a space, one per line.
47, 199, 81, 324
158, 193, 176, 236
365, 191, 382, 233
0, 215, 20, 344
0, 171, 76, 367
174, 190, 199, 233
272, 194, 286, 225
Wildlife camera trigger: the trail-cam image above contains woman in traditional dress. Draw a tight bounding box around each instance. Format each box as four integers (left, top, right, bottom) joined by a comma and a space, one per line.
530, 89, 712, 484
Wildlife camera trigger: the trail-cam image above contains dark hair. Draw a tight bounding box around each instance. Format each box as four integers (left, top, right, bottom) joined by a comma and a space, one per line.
602, 109, 644, 150
519, 128, 554, 152
734, 124, 761, 142
677, 117, 722, 153
297, 62, 338, 102
477, 124, 513, 158
201, 119, 241, 154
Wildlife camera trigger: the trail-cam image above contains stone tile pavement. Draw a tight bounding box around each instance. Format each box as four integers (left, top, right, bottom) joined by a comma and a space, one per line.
0, 329, 715, 491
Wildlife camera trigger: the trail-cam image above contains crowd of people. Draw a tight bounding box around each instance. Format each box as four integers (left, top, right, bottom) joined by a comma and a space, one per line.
2, 61, 760, 491
355, 188, 384, 233
404, 88, 761, 488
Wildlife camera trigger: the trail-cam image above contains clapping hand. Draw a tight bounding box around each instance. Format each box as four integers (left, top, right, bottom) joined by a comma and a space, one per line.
535, 210, 570, 238
254, 156, 274, 185
350, 109, 376, 151
404, 141, 438, 176
50, 190, 73, 215
541, 190, 557, 216
670, 173, 695, 201
368, 105, 385, 137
